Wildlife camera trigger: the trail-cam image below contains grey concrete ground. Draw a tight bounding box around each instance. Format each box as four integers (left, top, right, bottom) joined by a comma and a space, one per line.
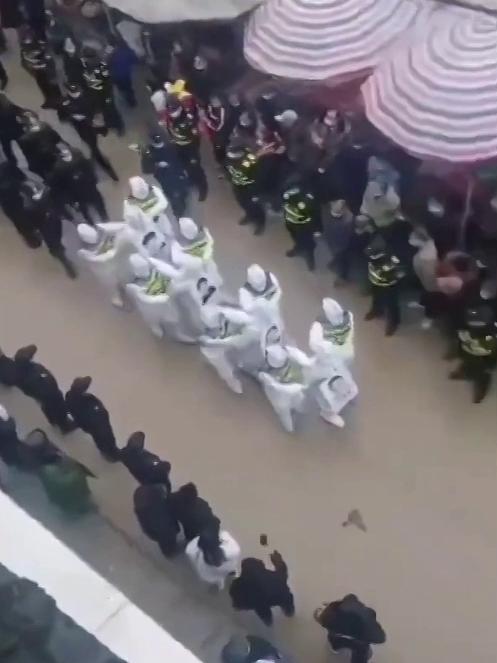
0, 31, 496, 663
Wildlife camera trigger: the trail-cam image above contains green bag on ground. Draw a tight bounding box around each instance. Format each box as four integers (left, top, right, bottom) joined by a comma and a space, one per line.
39, 460, 92, 515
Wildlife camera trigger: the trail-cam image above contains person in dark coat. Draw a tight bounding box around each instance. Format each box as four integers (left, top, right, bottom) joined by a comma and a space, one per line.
20, 35, 60, 109
169, 482, 217, 542
0, 404, 23, 466
0, 93, 24, 163
48, 143, 108, 222
106, 40, 138, 108
61, 37, 85, 87
314, 594, 386, 663
120, 431, 171, 490
20, 180, 77, 279
0, 347, 18, 386
13, 345, 75, 433
229, 551, 295, 626
0, 161, 41, 248
17, 111, 62, 179
133, 484, 180, 557
81, 46, 124, 136
65, 376, 119, 461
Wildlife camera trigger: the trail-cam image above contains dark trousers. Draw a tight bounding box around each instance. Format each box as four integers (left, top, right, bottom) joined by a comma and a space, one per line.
451, 354, 494, 403
102, 95, 125, 134
367, 284, 401, 335
155, 174, 187, 218
286, 223, 315, 270
72, 122, 118, 181
232, 184, 266, 229
0, 60, 7, 89
1, 202, 41, 247
77, 188, 108, 222
253, 592, 295, 626
33, 71, 61, 108
176, 143, 208, 201
41, 392, 73, 432
1, 136, 16, 162
333, 233, 370, 283
113, 77, 136, 107
328, 636, 371, 663
419, 290, 444, 319
89, 417, 118, 459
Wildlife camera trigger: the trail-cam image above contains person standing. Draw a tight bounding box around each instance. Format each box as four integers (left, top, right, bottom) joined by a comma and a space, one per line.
203, 92, 227, 167
225, 140, 265, 235
169, 483, 217, 542
0, 93, 24, 163
322, 199, 356, 284
365, 235, 406, 336
20, 35, 61, 109
186, 518, 241, 590
0, 160, 41, 247
13, 345, 76, 433
81, 47, 124, 135
314, 594, 386, 663
106, 39, 138, 108
65, 376, 120, 461
133, 485, 180, 557
229, 551, 295, 626
120, 431, 172, 489
60, 83, 118, 180
0, 57, 7, 89
49, 143, 108, 222
61, 37, 85, 87
18, 110, 62, 179
282, 183, 320, 271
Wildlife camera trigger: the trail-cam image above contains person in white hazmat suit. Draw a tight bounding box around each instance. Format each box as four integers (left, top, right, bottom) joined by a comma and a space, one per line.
199, 303, 260, 394
308, 298, 358, 428
126, 253, 195, 342
239, 264, 283, 332
169, 217, 222, 290
258, 344, 311, 433
123, 175, 175, 238
77, 222, 138, 308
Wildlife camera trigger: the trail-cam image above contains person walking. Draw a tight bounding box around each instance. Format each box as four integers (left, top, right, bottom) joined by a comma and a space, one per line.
20, 35, 61, 109
81, 46, 124, 135
18, 111, 62, 179
282, 183, 320, 271
169, 482, 217, 542
0, 93, 23, 163
186, 518, 241, 590
0, 160, 41, 248
106, 39, 138, 108
120, 431, 171, 489
229, 551, 295, 626
133, 485, 180, 557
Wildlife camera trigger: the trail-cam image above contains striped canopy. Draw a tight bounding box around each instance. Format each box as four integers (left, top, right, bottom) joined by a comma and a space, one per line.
243, 0, 432, 82
362, 12, 497, 162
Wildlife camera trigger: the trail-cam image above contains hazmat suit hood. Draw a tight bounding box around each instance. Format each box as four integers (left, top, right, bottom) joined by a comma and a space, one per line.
0, 405, 8, 421
266, 344, 288, 369
322, 298, 345, 326
142, 231, 166, 257
247, 264, 267, 292
150, 89, 167, 113
129, 176, 150, 200
179, 217, 199, 241
129, 253, 151, 279
77, 223, 99, 245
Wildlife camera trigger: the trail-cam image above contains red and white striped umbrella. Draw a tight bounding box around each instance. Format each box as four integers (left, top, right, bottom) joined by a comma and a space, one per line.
243, 0, 433, 82
362, 11, 497, 162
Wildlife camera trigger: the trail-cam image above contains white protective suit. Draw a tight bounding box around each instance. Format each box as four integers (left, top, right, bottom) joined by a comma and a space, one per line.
258, 344, 311, 433
123, 176, 175, 238
127, 254, 199, 342
77, 223, 138, 308
185, 530, 241, 590
308, 298, 357, 427
170, 217, 223, 291
239, 264, 283, 333
199, 304, 259, 394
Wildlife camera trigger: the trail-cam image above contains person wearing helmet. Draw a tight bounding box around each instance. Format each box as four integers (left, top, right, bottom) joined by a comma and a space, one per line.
450, 305, 497, 403
140, 129, 189, 219
225, 139, 266, 235
239, 264, 283, 332
199, 302, 259, 394
77, 222, 137, 308
17, 111, 62, 179
258, 344, 311, 433
65, 376, 119, 460
365, 235, 406, 336
61, 82, 118, 180
282, 183, 320, 272
309, 298, 354, 365
48, 143, 108, 222
20, 180, 77, 279
81, 46, 124, 135
20, 34, 61, 109
13, 345, 75, 433
170, 216, 222, 289
124, 175, 174, 237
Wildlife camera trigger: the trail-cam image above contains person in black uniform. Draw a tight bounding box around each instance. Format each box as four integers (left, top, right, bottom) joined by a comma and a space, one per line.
61, 37, 85, 87
49, 143, 108, 222
140, 130, 189, 218
166, 94, 207, 202
0, 161, 41, 247
0, 347, 19, 387
17, 110, 62, 179
204, 92, 228, 166
0, 405, 24, 467
81, 46, 124, 135
225, 140, 265, 235
365, 235, 406, 336
169, 482, 217, 542
20, 179, 77, 279
450, 305, 497, 403
282, 183, 320, 271
13, 344, 75, 433
61, 83, 118, 180
65, 376, 119, 460
20, 35, 61, 109
120, 431, 172, 489
0, 93, 24, 163
134, 485, 180, 557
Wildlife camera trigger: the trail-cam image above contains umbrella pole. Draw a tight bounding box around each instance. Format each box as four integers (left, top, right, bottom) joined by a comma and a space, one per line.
459, 178, 474, 249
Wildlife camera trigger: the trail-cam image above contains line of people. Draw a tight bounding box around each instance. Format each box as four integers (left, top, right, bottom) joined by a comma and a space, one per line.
0, 345, 385, 663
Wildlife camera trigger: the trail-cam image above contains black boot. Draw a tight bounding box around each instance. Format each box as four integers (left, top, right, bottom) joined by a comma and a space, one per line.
286, 246, 300, 257
473, 373, 491, 404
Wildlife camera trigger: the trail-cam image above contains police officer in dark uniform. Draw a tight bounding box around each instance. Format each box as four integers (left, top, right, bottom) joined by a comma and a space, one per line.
225, 140, 265, 235
61, 83, 118, 180
20, 180, 77, 279
18, 110, 62, 179
166, 95, 207, 202
13, 345, 76, 433
0, 93, 24, 163
365, 235, 406, 336
120, 431, 172, 489
450, 305, 497, 403
282, 184, 320, 271
61, 37, 85, 87
65, 376, 119, 461
0, 160, 41, 247
49, 143, 108, 222
20, 35, 61, 109
140, 130, 189, 218
81, 47, 124, 135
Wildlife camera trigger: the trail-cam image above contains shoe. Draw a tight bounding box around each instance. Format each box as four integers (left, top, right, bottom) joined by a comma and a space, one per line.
385, 322, 398, 337
364, 310, 379, 321
321, 412, 345, 428
24, 234, 42, 249
334, 277, 346, 287
253, 225, 265, 236
238, 215, 250, 226
111, 296, 124, 308
286, 247, 299, 257
305, 256, 316, 272
407, 300, 424, 310
449, 368, 465, 380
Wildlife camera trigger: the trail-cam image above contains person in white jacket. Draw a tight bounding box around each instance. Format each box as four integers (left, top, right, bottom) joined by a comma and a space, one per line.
258, 344, 311, 433
239, 264, 283, 332
123, 175, 175, 238
77, 223, 137, 308
170, 216, 222, 290
309, 298, 354, 366
185, 518, 240, 591
199, 303, 259, 394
